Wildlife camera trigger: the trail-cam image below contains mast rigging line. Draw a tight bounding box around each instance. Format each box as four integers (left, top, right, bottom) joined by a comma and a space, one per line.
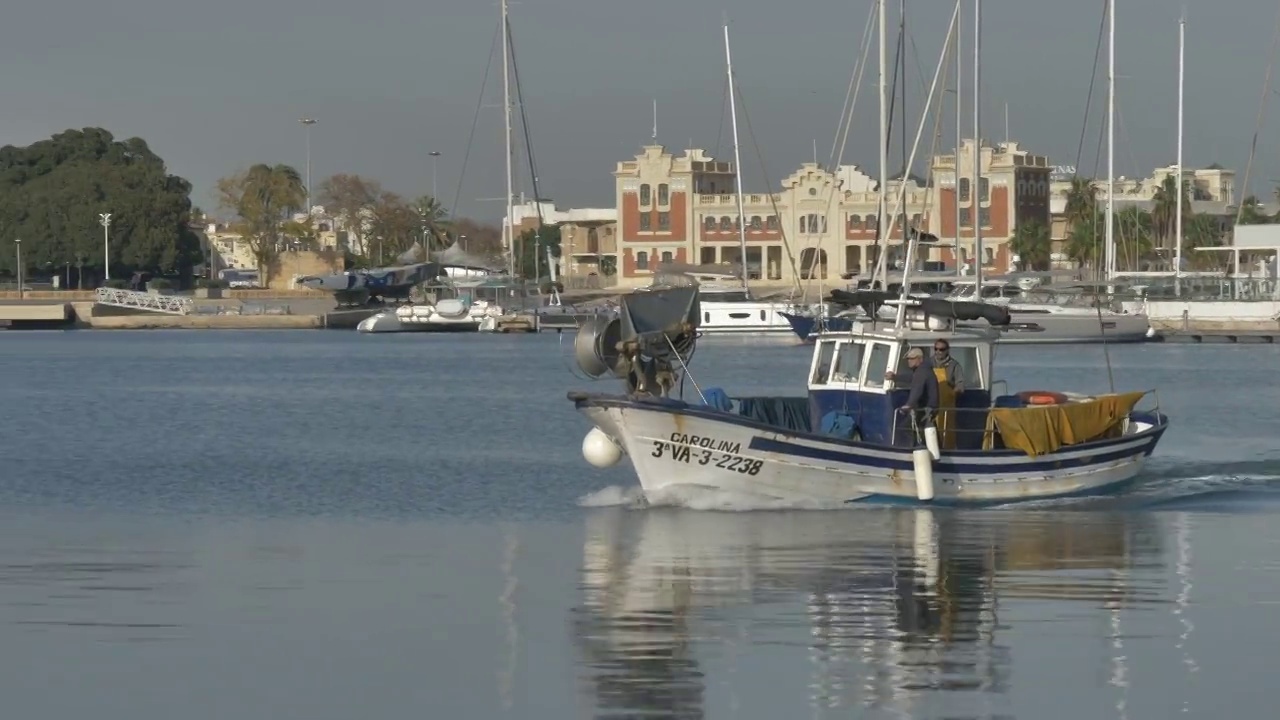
450, 20, 503, 226
505, 14, 551, 283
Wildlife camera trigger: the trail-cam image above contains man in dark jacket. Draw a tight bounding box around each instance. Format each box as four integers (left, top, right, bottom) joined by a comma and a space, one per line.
900, 347, 939, 436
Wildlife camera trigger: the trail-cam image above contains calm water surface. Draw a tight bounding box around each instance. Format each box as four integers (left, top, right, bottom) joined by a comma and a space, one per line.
1, 331, 1278, 719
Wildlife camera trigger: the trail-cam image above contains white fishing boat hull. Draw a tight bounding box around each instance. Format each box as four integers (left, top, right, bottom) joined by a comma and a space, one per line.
571, 394, 1167, 506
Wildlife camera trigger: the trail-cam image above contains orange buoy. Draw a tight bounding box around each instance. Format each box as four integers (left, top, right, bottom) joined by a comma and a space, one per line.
1017, 390, 1069, 406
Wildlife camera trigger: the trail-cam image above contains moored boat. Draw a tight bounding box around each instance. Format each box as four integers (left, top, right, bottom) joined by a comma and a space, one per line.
568, 286, 1168, 506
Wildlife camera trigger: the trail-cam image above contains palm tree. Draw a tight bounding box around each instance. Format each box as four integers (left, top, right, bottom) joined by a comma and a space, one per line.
1150, 175, 1192, 254
1010, 221, 1052, 271
1064, 177, 1098, 231
412, 195, 451, 251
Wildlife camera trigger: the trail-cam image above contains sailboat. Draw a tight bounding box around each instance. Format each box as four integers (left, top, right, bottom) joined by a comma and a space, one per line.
639, 24, 820, 336
566, 2, 1169, 506
357, 0, 535, 334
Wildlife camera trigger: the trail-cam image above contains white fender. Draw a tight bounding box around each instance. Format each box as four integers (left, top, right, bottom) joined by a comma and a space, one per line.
582, 428, 624, 468
912, 448, 935, 501
924, 426, 941, 461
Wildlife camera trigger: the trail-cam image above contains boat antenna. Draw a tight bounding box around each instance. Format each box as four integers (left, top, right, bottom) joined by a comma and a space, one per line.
973, 0, 983, 300
723, 14, 751, 295
893, 1, 961, 328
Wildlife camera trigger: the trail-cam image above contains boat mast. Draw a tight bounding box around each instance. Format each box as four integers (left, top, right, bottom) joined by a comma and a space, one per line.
893, 0, 961, 329
723, 19, 751, 293
954, 0, 963, 277
876, 0, 888, 288
1175, 15, 1185, 292
973, 0, 982, 297
502, 0, 515, 279
1105, 0, 1116, 283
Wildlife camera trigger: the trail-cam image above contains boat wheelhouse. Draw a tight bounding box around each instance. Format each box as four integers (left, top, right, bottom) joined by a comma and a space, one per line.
568, 287, 1168, 506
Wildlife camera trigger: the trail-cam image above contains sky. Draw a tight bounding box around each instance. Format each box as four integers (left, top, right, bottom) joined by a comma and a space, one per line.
2, 0, 1278, 223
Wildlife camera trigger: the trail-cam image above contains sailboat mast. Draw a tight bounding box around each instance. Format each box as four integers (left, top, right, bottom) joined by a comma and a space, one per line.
501, 0, 515, 279
1175, 16, 1185, 283
954, 0, 962, 275
723, 21, 750, 291
973, 0, 983, 295
877, 0, 888, 288
1106, 0, 1116, 282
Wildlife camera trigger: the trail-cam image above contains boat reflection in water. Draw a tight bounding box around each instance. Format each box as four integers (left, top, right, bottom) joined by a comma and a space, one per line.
571, 508, 1164, 718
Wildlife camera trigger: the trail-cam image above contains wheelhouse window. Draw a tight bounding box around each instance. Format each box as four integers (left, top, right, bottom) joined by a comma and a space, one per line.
862, 343, 893, 389
831, 342, 865, 383
811, 341, 837, 385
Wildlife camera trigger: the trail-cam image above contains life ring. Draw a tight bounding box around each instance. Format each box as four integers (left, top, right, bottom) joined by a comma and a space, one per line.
1017, 390, 1069, 406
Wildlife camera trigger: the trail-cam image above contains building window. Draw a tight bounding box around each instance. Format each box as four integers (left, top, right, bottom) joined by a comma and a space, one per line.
658, 184, 669, 205
801, 214, 825, 233
864, 214, 877, 229
848, 215, 861, 230
660, 251, 673, 264
959, 208, 971, 226
700, 247, 716, 264
720, 216, 732, 231
704, 216, 716, 231
639, 213, 651, 231
639, 184, 651, 206
979, 178, 990, 202
959, 178, 971, 202
658, 212, 670, 230
910, 214, 921, 229
636, 251, 649, 270
979, 207, 991, 227
766, 215, 779, 230
749, 216, 762, 231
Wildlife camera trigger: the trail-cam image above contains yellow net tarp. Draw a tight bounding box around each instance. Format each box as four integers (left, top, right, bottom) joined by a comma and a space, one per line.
983, 391, 1148, 457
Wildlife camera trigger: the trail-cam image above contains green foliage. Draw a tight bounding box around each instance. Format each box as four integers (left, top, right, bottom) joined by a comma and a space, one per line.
516, 224, 561, 280
0, 128, 201, 279
1010, 221, 1052, 271
216, 164, 306, 285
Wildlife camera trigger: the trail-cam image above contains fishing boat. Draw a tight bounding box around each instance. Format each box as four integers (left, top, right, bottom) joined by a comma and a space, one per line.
568, 287, 1168, 505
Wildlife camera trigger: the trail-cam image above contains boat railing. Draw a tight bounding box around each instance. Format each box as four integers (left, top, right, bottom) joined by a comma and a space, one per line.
886, 390, 1164, 451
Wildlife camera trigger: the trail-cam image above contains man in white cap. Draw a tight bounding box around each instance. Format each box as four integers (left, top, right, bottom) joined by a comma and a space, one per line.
899, 347, 940, 439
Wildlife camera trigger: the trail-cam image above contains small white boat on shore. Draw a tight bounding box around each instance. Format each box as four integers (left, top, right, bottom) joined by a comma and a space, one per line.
357, 297, 503, 333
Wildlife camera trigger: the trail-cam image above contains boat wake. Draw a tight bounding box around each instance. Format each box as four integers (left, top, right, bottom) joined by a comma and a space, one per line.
578, 457, 1280, 513
577, 485, 849, 512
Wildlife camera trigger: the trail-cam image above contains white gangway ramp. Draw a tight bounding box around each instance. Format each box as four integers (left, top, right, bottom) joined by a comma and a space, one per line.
94, 287, 194, 315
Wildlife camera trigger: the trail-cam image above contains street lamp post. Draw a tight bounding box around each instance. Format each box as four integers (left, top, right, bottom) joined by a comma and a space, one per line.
429, 151, 441, 200
14, 238, 22, 300
299, 118, 317, 214
98, 213, 112, 281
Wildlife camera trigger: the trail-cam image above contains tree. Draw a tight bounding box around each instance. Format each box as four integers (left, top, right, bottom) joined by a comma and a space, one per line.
1009, 221, 1052, 271
316, 173, 381, 253
516, 224, 561, 280
1063, 176, 1098, 234
1236, 196, 1271, 225
0, 127, 201, 281
216, 164, 306, 284
412, 195, 451, 250
1150, 175, 1192, 252
449, 218, 505, 262
367, 192, 424, 264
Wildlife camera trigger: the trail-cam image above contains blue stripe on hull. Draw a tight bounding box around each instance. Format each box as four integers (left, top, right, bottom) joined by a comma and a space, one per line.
748, 433, 1160, 475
